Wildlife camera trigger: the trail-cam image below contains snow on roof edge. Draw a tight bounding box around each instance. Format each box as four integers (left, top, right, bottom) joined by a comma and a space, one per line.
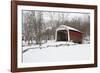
56, 25, 81, 32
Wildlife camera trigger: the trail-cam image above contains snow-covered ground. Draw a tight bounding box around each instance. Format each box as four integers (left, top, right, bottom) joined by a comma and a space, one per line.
22, 41, 91, 63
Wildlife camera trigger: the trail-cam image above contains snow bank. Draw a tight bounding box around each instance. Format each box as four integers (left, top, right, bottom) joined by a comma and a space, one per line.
22, 41, 77, 53
23, 43, 91, 63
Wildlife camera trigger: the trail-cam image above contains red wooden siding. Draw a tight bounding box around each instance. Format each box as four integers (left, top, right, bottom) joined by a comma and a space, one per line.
69, 30, 83, 44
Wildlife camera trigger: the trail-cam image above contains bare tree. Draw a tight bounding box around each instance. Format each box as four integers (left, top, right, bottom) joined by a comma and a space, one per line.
22, 11, 34, 45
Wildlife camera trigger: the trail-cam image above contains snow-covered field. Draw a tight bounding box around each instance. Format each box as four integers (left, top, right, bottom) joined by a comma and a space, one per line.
22, 41, 91, 63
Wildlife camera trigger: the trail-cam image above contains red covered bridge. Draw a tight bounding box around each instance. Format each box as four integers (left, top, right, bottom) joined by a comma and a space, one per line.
55, 25, 83, 44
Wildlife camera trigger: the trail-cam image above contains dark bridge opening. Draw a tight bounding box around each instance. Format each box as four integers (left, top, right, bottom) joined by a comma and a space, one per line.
57, 30, 68, 41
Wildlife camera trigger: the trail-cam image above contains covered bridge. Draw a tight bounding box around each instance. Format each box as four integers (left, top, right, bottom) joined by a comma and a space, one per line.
55, 25, 83, 44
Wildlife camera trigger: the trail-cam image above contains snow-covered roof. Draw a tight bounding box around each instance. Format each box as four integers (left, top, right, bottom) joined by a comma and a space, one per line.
56, 25, 81, 32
